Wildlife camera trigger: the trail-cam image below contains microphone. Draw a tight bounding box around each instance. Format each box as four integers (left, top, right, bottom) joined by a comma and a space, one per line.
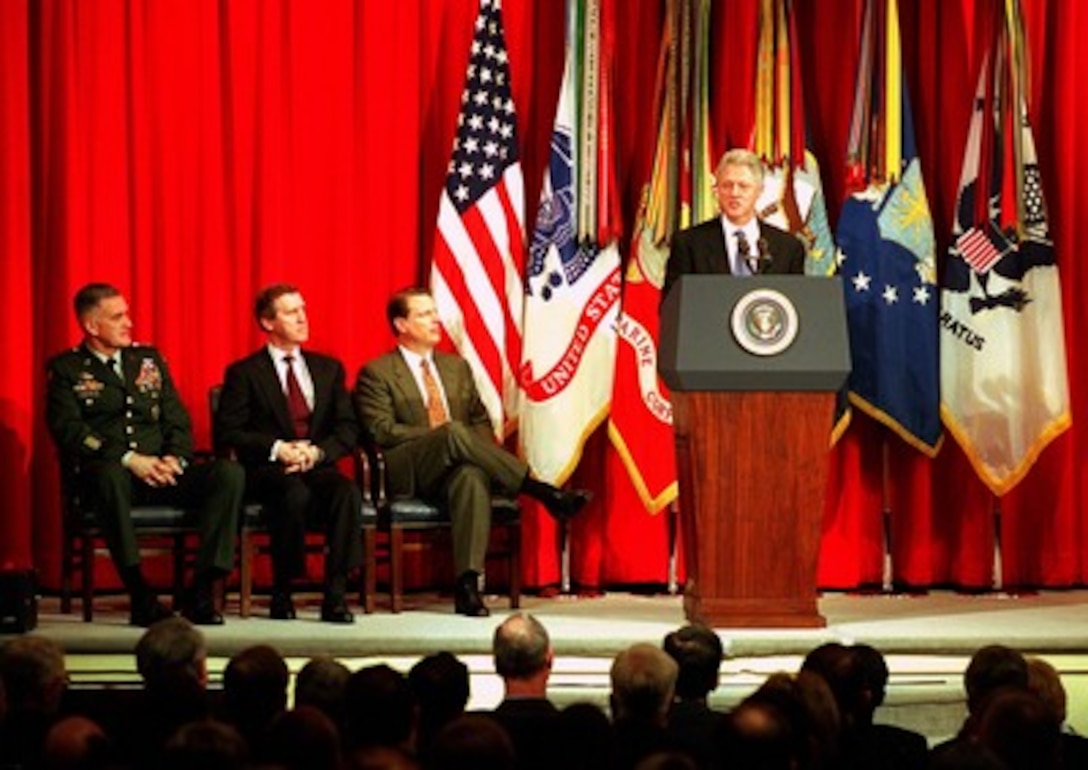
752, 237, 772, 275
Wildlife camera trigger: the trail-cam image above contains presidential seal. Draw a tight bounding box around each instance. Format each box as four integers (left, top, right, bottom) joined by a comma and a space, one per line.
730, 288, 799, 356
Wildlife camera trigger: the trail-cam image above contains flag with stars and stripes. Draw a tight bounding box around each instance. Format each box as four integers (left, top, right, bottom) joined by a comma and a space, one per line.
940, 0, 1070, 495
430, 0, 525, 437
835, 0, 941, 454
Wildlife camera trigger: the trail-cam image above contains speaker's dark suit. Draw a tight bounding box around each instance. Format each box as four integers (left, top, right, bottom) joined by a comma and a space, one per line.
354, 350, 527, 575
663, 217, 806, 299
215, 349, 362, 586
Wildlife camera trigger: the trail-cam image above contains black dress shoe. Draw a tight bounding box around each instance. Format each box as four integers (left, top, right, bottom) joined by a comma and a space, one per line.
320, 600, 355, 624
454, 574, 490, 617
130, 596, 174, 627
182, 604, 225, 626
541, 488, 593, 522
269, 592, 296, 620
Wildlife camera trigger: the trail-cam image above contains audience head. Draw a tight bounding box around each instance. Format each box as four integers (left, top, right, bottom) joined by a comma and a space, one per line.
135, 616, 207, 694
221, 644, 289, 740
426, 713, 515, 770
851, 643, 889, 712
295, 655, 351, 727
609, 643, 679, 724
409, 651, 470, 752
42, 715, 112, 770
975, 686, 1060, 770
558, 702, 613, 770
344, 663, 417, 751
0, 635, 68, 716
964, 644, 1028, 715
1025, 656, 1067, 725
264, 705, 342, 770
633, 751, 699, 770
492, 612, 553, 691
348, 745, 420, 770
162, 719, 249, 770
721, 694, 800, 770
800, 642, 865, 728
662, 624, 722, 701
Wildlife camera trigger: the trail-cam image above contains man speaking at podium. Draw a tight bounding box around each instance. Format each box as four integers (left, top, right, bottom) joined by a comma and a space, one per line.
664, 148, 805, 299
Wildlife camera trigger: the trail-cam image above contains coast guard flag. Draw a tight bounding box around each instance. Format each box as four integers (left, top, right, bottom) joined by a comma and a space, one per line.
836, 0, 940, 454
519, 0, 622, 484
430, 0, 525, 437
940, 1, 1071, 495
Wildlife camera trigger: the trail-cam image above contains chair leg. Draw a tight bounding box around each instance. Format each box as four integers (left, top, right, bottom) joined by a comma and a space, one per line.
81, 536, 94, 622
239, 529, 254, 619
509, 523, 521, 609
173, 534, 187, 610
390, 526, 405, 614
61, 535, 74, 615
362, 527, 376, 614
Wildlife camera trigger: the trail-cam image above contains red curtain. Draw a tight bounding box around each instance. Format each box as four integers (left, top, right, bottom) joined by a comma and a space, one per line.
2, 0, 1084, 592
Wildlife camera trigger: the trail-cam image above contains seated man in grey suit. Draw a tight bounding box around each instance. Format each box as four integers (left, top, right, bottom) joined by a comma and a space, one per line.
664, 147, 806, 299
354, 287, 590, 617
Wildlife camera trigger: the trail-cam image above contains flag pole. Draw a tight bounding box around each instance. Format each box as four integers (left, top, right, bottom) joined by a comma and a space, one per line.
992, 497, 1003, 592
881, 437, 894, 592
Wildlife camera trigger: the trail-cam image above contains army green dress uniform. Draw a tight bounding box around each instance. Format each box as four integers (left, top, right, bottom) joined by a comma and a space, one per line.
46, 342, 242, 581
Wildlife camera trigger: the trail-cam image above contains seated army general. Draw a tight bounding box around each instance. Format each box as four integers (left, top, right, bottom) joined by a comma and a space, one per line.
45, 283, 242, 626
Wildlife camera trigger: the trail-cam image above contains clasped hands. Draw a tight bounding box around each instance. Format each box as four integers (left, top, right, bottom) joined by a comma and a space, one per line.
129, 453, 185, 487
275, 440, 322, 474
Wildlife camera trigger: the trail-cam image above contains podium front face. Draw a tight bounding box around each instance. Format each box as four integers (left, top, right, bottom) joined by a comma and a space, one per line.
659, 276, 850, 628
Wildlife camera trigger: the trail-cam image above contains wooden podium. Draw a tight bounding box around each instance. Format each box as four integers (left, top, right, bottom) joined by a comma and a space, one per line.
659, 276, 850, 628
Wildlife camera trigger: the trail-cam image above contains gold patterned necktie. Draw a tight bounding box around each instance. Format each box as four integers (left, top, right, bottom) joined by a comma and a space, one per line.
421, 359, 449, 428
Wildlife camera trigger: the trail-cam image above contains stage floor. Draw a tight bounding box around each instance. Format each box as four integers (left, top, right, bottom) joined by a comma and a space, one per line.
9, 588, 1088, 742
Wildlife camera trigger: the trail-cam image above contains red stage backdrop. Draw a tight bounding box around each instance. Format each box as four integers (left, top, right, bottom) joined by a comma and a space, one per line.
1, 0, 1084, 592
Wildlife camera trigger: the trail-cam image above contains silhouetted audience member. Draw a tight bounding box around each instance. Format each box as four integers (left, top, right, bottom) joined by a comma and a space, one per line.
41, 715, 114, 770
634, 751, 699, 770
930, 644, 1028, 761
662, 624, 723, 768
975, 687, 1059, 770
558, 702, 614, 770
926, 741, 1007, 770
426, 713, 514, 770
843, 643, 928, 770
347, 745, 420, 770
719, 691, 801, 770
162, 719, 249, 770
220, 644, 289, 759
610, 643, 680, 770
343, 664, 416, 754
0, 635, 69, 769
488, 613, 562, 770
409, 652, 469, 763
1025, 656, 1088, 769
265, 704, 343, 770
125, 616, 210, 768
296, 655, 352, 731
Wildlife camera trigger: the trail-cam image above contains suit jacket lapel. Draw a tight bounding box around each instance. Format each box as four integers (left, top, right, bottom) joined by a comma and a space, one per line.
392, 352, 429, 427
704, 221, 731, 275
434, 354, 464, 421
302, 352, 328, 430
255, 351, 295, 436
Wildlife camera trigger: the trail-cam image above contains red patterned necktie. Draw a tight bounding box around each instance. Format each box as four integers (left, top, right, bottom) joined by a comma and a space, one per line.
283, 354, 311, 438
421, 359, 449, 428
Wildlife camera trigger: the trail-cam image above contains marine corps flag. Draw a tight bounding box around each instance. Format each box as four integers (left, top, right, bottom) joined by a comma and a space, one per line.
836, 0, 941, 454
940, 0, 1071, 495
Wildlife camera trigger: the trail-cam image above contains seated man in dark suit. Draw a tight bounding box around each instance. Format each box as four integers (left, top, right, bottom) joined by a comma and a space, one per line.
353, 287, 590, 617
662, 624, 724, 768
215, 283, 361, 623
45, 283, 242, 626
664, 148, 806, 299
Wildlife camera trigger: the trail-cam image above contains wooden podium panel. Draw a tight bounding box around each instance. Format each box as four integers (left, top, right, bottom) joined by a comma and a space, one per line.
672, 390, 833, 628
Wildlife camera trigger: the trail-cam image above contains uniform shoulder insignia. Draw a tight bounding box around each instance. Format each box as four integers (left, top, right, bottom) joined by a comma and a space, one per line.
83, 435, 103, 451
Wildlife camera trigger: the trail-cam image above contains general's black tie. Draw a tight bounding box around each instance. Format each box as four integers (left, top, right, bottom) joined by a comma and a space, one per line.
735, 230, 756, 275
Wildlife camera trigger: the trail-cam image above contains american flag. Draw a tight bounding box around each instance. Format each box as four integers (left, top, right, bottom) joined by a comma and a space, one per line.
955, 222, 1009, 275
430, 0, 525, 436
